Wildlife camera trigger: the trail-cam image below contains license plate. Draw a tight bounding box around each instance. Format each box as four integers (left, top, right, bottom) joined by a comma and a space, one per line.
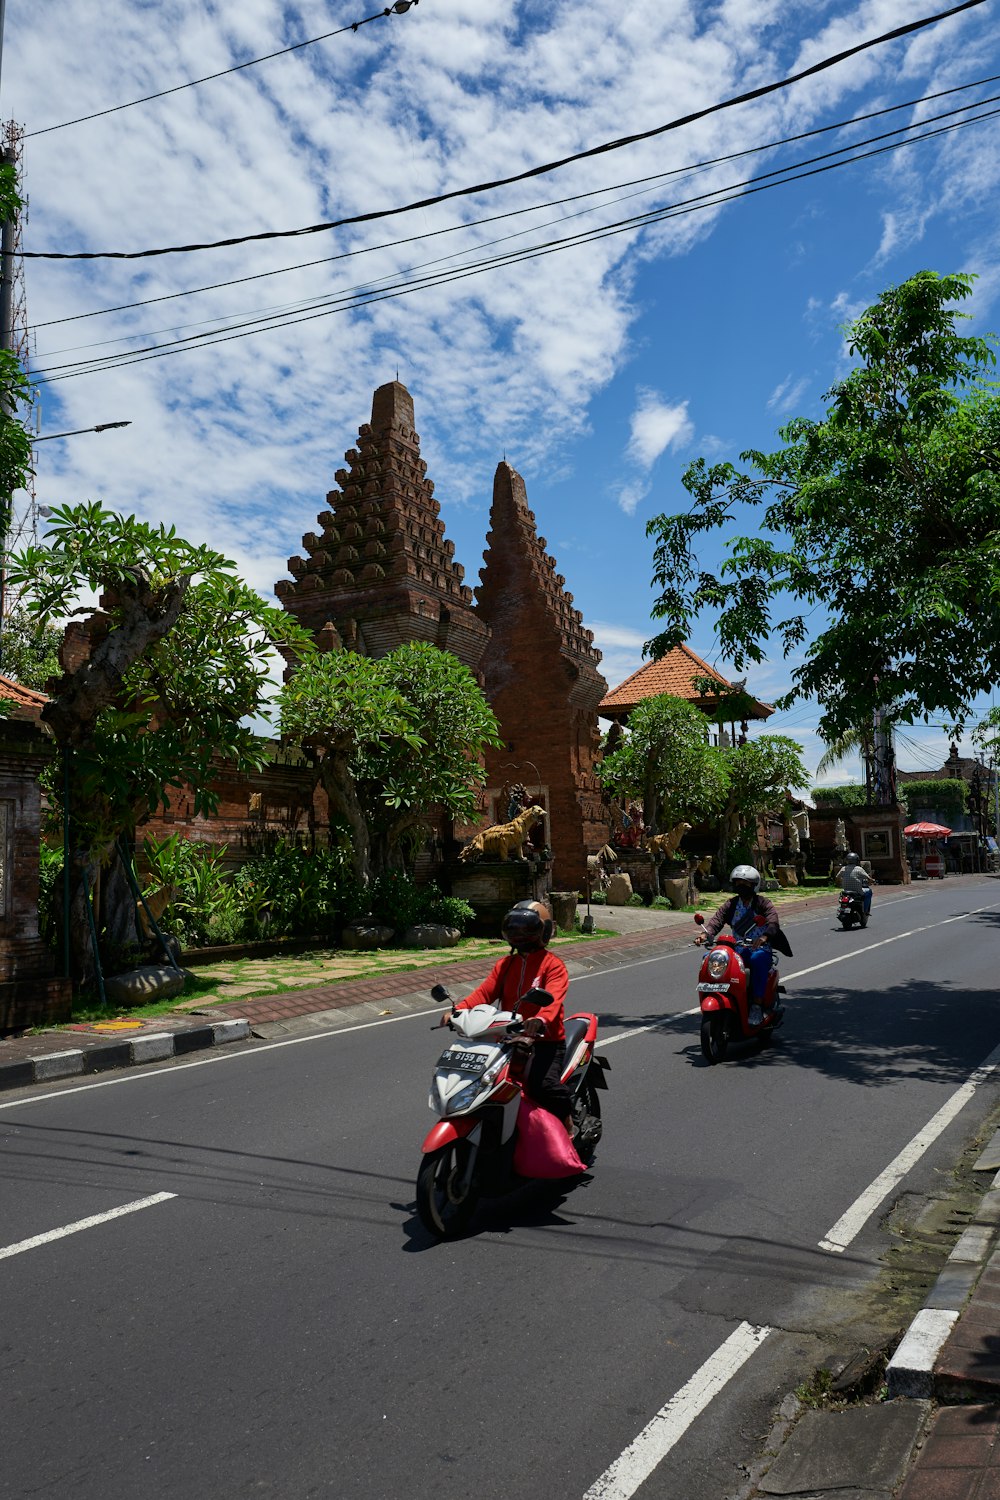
698, 981, 730, 992
437, 1048, 488, 1074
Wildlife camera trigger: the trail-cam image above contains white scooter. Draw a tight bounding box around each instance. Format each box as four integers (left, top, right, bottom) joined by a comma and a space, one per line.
415, 982, 610, 1238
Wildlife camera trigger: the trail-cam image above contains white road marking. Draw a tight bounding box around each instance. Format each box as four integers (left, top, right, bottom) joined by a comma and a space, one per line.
3, 893, 995, 1112
0, 1191, 177, 1261
599, 1008, 699, 1046
787, 902, 1000, 983
581, 1321, 771, 1500
819, 1039, 1000, 1253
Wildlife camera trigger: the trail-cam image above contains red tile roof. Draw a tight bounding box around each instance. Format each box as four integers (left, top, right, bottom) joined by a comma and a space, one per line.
598, 643, 772, 721
0, 673, 49, 722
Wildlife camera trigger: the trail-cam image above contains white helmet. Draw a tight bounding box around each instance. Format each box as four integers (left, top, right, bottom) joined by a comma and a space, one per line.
730, 864, 760, 893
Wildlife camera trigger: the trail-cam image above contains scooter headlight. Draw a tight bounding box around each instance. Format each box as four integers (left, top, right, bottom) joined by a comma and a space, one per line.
706, 948, 730, 980
445, 1079, 484, 1115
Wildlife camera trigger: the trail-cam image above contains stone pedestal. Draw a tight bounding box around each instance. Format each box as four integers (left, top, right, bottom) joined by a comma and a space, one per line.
446, 860, 534, 936
549, 890, 578, 932
0, 721, 71, 1033
606, 872, 633, 906
775, 865, 798, 888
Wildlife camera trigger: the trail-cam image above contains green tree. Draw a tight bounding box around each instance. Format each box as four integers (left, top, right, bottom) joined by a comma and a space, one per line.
645, 271, 1000, 742
7, 502, 310, 987
718, 734, 808, 867
0, 603, 63, 689
279, 641, 502, 886
598, 694, 729, 840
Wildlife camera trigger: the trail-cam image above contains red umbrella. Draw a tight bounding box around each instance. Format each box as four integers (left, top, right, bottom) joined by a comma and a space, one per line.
904, 821, 952, 838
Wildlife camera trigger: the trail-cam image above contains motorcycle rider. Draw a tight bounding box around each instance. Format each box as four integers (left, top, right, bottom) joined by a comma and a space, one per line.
441, 900, 574, 1135
837, 851, 873, 916
695, 865, 784, 1028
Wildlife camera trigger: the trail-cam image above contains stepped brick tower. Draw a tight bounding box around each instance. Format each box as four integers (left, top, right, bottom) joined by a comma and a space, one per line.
275, 381, 489, 670
475, 462, 608, 889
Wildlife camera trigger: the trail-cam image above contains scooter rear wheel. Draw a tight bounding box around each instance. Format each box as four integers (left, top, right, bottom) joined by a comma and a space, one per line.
572, 1083, 603, 1164
700, 1015, 728, 1064
416, 1142, 479, 1238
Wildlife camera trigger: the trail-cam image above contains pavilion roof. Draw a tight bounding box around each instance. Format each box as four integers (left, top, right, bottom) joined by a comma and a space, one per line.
597, 642, 772, 723
0, 673, 48, 722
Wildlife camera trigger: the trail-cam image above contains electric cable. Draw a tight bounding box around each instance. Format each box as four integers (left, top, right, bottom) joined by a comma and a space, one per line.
35, 67, 1000, 333
39, 86, 1000, 361
26, 1, 420, 139
22, 0, 988, 262
31, 98, 1000, 383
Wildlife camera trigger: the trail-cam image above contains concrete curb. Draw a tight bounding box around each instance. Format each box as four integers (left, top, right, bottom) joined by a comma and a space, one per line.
886, 1161, 1000, 1398
0, 1017, 251, 1093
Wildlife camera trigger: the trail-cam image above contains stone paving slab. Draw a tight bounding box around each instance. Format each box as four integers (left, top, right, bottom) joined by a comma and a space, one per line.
758, 1403, 931, 1496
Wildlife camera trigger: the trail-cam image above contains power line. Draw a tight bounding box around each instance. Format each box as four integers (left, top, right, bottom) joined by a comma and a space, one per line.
36, 86, 1000, 362
26, 1, 420, 140
22, 0, 987, 263
30, 98, 1000, 383
35, 68, 1000, 333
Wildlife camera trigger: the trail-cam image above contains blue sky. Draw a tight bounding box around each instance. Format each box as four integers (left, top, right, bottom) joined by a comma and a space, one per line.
8, 0, 1000, 788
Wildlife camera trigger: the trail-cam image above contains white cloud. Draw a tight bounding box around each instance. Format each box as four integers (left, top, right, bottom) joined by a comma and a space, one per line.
614, 478, 650, 517
766, 374, 811, 413
626, 390, 695, 470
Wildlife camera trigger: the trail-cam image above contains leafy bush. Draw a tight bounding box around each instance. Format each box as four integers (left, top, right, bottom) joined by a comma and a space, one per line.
141, 834, 361, 948
900, 778, 967, 816
423, 893, 475, 933
367, 870, 475, 935
233, 843, 359, 939
651, 896, 672, 909
628, 893, 645, 906
38, 843, 64, 952
812, 785, 868, 808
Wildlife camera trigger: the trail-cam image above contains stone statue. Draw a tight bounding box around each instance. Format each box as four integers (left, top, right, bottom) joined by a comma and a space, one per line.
458, 804, 547, 862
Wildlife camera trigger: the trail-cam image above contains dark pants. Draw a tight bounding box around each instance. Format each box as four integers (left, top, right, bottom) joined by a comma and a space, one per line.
526, 1041, 572, 1119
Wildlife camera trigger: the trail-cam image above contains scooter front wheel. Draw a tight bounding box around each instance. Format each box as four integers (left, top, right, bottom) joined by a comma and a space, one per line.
700, 1015, 728, 1064
416, 1142, 480, 1238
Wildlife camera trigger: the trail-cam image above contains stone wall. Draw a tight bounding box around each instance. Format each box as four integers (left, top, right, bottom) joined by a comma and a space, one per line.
0, 720, 71, 1032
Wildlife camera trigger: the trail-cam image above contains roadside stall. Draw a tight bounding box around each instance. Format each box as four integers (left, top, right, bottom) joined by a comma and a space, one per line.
904, 821, 952, 878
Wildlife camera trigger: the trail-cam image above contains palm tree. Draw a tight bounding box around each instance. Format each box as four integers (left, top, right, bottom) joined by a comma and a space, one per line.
816, 724, 875, 801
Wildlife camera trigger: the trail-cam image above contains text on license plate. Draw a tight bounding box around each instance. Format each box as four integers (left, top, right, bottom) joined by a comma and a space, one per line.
438, 1048, 488, 1073
698, 981, 731, 991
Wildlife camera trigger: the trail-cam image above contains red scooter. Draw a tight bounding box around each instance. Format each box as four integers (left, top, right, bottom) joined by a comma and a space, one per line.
694, 912, 785, 1063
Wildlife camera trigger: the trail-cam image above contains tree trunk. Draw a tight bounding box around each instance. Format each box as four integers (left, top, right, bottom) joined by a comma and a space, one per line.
321, 753, 370, 887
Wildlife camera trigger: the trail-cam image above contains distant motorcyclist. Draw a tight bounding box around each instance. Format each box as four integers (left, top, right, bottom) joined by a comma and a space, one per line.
695, 865, 785, 1027
442, 900, 574, 1135
837, 852, 873, 916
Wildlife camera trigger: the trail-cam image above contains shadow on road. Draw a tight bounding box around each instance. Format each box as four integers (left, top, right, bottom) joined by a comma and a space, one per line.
596, 972, 1000, 1090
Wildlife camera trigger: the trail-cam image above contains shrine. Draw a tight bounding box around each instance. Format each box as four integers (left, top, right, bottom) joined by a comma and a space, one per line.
474, 461, 608, 890
275, 380, 489, 673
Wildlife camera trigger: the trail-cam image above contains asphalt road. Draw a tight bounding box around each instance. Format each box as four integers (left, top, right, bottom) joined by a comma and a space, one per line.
3, 878, 1000, 1500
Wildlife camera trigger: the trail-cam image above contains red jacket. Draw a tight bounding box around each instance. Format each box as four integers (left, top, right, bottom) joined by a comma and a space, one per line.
455, 949, 568, 1042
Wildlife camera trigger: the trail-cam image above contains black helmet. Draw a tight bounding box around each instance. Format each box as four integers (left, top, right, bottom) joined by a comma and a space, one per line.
845, 852, 860, 866
501, 899, 554, 949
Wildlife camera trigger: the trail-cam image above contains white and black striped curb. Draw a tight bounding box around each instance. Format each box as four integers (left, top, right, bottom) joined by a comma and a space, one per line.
887, 1140, 1000, 1398
0, 1018, 252, 1093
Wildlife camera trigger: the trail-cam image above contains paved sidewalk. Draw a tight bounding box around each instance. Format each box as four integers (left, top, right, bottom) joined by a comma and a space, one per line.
746, 1129, 1000, 1500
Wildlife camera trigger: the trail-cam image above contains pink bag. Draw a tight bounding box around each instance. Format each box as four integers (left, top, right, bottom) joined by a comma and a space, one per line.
512, 1093, 586, 1178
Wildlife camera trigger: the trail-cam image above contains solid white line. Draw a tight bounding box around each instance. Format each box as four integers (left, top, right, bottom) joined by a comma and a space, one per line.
4, 895, 995, 1112
599, 1008, 700, 1046
0, 1191, 177, 1261
819, 1040, 1000, 1253
581, 1321, 771, 1500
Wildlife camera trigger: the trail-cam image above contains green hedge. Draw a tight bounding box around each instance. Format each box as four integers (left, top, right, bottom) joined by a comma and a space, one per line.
812, 784, 868, 808
899, 778, 967, 815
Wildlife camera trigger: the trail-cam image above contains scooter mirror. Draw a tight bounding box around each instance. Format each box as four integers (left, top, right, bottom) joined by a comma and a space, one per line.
754, 914, 767, 926
430, 984, 451, 1003
693, 912, 705, 925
